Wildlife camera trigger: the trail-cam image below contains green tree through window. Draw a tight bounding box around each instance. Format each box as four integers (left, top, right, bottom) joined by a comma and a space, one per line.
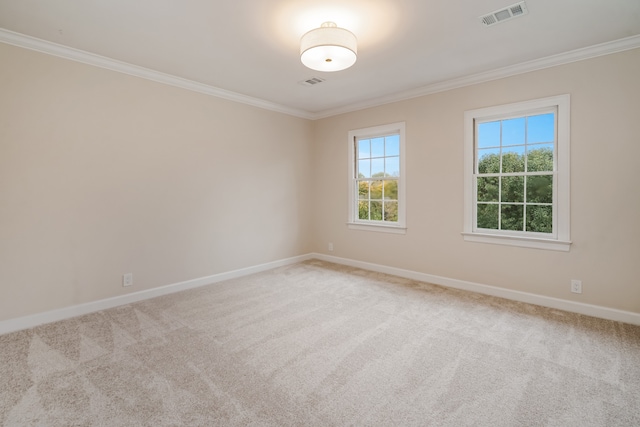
464, 95, 570, 251
476, 113, 555, 234
356, 134, 400, 223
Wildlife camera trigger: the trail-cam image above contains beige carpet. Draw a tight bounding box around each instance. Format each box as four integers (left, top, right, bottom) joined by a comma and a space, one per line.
1, 260, 639, 426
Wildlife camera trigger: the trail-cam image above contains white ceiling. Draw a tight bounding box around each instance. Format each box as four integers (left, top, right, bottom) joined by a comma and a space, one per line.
1, 0, 639, 118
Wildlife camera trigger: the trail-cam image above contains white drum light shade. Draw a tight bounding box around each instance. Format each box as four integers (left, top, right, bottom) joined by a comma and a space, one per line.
300, 22, 357, 72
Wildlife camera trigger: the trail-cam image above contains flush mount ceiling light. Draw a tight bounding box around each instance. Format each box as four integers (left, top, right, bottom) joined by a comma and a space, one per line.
300, 22, 357, 72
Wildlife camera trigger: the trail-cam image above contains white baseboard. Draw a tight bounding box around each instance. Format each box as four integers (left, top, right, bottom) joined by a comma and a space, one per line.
0, 254, 313, 335
311, 253, 640, 326
2, 252, 638, 335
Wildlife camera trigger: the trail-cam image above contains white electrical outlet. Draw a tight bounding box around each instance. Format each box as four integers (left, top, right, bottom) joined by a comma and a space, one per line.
328, 243, 334, 251
571, 279, 582, 294
123, 273, 133, 287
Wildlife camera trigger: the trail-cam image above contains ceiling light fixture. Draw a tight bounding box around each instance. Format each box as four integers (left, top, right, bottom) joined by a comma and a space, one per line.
300, 22, 357, 72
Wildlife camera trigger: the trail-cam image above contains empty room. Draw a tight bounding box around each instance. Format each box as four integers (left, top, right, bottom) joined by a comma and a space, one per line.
1, 0, 639, 425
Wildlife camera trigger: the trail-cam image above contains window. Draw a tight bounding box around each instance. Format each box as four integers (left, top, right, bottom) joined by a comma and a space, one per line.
463, 95, 570, 251
348, 122, 406, 233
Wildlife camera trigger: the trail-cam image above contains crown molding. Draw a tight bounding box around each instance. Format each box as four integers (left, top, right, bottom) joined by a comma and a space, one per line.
311, 34, 640, 120
2, 28, 639, 121
0, 28, 314, 120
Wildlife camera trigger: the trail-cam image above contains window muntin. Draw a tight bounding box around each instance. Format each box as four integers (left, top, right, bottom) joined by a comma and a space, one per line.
348, 122, 406, 233
356, 133, 400, 223
463, 95, 570, 251
475, 110, 556, 237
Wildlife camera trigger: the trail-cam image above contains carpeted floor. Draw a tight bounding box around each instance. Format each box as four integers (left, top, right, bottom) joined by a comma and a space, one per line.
1, 260, 639, 426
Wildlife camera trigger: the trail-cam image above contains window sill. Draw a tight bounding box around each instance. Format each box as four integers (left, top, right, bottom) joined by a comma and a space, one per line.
347, 222, 407, 235
462, 232, 571, 251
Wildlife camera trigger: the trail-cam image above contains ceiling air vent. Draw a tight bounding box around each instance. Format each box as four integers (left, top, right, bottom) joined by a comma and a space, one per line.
480, 1, 529, 27
298, 77, 326, 87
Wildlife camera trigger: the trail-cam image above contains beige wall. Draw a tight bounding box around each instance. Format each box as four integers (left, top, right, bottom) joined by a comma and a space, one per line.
1, 41, 639, 322
312, 48, 640, 314
0, 43, 314, 321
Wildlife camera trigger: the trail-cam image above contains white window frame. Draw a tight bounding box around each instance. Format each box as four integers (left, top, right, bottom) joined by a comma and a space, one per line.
348, 122, 406, 234
463, 95, 571, 251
